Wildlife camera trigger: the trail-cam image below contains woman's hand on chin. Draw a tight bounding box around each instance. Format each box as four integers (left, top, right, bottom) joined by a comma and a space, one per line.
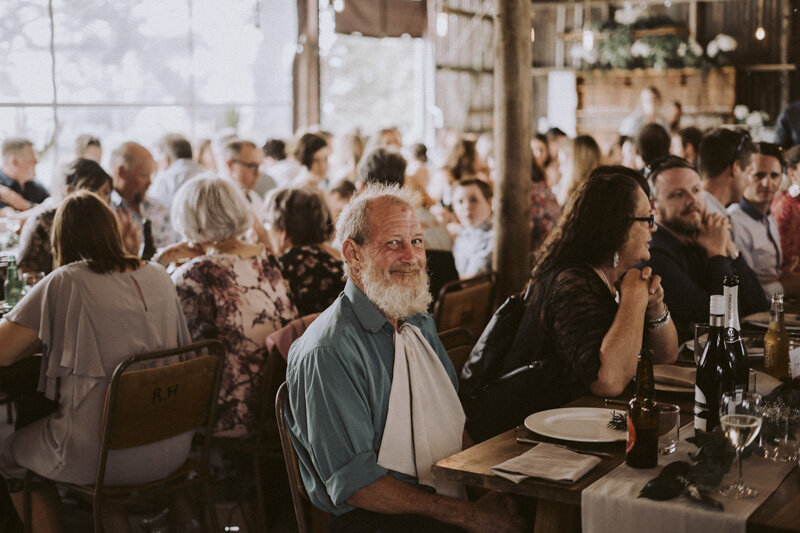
619, 267, 650, 307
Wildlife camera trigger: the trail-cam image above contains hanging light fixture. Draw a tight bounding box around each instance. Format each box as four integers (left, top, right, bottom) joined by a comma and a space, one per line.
436, 8, 449, 38
582, 0, 594, 51
754, 0, 766, 40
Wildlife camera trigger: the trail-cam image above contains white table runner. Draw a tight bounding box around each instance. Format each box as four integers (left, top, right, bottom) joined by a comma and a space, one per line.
581, 425, 795, 533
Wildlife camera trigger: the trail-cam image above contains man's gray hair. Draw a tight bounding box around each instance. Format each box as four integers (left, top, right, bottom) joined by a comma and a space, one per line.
335, 184, 421, 278
2, 138, 33, 159
171, 175, 252, 244
222, 139, 258, 163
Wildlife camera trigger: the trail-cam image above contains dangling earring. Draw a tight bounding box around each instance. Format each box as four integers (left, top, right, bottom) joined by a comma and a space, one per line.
612, 252, 620, 269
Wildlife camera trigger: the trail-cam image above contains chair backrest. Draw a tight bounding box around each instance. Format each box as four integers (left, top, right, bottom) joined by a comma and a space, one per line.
276, 381, 312, 533
433, 272, 495, 339
265, 313, 321, 362
96, 340, 224, 485
438, 327, 475, 376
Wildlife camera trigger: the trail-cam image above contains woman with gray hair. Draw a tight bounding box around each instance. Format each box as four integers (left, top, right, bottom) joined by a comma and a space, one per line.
264, 187, 345, 315
158, 176, 298, 437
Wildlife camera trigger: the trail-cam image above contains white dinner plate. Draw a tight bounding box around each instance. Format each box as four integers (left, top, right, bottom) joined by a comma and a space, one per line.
524, 407, 627, 443
743, 311, 800, 332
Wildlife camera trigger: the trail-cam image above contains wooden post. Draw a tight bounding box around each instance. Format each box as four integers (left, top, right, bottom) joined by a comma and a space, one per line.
493, 0, 532, 304
293, 0, 320, 131
778, 0, 791, 110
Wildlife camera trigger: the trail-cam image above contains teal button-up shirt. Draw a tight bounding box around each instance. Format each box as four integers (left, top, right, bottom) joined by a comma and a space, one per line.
285, 280, 458, 516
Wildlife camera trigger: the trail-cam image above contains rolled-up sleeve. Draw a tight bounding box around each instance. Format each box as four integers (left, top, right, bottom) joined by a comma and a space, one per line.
286, 346, 388, 514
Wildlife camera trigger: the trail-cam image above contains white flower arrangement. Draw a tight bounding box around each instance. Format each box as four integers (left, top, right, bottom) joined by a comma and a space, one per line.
707, 33, 737, 58
631, 40, 651, 58
733, 105, 750, 121
614, 2, 644, 25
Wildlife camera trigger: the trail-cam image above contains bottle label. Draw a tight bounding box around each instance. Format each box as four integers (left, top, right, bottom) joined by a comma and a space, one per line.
694, 386, 707, 431
626, 416, 636, 454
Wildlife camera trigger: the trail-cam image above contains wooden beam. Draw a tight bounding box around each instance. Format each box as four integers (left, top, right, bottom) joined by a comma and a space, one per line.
293, 0, 320, 131
530, 0, 743, 9
493, 0, 532, 303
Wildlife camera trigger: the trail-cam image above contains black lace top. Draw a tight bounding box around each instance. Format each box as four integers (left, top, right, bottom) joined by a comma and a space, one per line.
512, 264, 619, 400
279, 245, 345, 316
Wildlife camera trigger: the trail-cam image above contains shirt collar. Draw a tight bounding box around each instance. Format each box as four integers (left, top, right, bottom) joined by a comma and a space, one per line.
344, 279, 392, 333
738, 197, 768, 221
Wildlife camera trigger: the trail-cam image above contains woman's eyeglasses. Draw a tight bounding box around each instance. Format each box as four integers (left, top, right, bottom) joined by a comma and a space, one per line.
631, 214, 655, 229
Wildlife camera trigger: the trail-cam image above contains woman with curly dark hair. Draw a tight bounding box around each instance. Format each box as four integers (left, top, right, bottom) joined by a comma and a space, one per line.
468, 166, 677, 439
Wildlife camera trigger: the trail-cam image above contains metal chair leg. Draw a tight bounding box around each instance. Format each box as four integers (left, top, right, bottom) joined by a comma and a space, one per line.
22, 471, 32, 533
204, 477, 219, 532
93, 493, 104, 533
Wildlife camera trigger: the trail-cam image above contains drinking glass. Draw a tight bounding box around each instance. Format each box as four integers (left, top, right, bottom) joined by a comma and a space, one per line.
719, 392, 763, 499
694, 323, 710, 365
657, 403, 680, 455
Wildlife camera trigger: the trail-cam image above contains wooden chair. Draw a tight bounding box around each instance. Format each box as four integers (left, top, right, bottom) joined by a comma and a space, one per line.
23, 339, 225, 533
438, 327, 475, 376
433, 273, 495, 340
276, 381, 310, 532
208, 313, 319, 531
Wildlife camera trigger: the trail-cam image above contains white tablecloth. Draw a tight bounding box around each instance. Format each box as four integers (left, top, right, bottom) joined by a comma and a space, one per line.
581, 424, 795, 533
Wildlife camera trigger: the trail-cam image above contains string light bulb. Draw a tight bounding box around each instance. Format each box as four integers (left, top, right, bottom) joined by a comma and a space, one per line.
332, 0, 345, 13
755, 0, 765, 41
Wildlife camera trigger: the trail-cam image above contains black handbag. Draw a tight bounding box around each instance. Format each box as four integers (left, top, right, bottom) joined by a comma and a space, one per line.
460, 284, 566, 442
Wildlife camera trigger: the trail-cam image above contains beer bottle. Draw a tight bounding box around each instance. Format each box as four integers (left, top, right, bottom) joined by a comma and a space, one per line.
723, 275, 749, 395
695, 295, 735, 432
764, 293, 790, 381
139, 218, 156, 261
3, 255, 24, 308
626, 349, 658, 468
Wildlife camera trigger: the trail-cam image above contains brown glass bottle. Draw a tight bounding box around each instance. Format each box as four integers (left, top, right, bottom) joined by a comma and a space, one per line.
626, 349, 658, 468
764, 293, 790, 381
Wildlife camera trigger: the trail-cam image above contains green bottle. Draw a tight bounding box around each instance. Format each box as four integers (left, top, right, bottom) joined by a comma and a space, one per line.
4, 256, 23, 308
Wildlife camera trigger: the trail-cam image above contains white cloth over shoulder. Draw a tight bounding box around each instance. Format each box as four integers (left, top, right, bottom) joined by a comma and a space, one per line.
377, 323, 466, 499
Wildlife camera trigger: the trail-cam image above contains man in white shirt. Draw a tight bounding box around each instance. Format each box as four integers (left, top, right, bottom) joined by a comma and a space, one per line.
148, 134, 205, 211
728, 142, 800, 299
699, 128, 755, 218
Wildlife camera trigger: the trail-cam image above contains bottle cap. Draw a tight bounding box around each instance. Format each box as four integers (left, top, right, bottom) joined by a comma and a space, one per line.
771, 292, 784, 302
709, 295, 725, 315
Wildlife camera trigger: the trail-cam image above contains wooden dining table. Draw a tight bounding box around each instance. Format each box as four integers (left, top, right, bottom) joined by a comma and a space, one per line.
433, 381, 800, 533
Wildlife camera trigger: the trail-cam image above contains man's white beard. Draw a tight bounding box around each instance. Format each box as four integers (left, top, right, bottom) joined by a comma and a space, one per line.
359, 255, 432, 321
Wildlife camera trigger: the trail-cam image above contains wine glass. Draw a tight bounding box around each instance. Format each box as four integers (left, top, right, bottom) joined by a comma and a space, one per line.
719, 392, 763, 499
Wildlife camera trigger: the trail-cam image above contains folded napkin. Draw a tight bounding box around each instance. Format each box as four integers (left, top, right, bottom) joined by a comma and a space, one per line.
755, 371, 782, 396
654, 365, 695, 387
490, 443, 601, 484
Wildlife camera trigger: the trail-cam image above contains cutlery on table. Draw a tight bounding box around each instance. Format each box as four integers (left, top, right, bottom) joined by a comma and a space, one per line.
515, 437, 614, 459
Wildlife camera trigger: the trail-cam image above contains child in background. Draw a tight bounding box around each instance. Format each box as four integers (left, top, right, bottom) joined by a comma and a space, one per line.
451, 179, 494, 278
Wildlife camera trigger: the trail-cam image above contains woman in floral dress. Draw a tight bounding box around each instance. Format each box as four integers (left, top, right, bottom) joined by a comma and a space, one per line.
159, 176, 298, 437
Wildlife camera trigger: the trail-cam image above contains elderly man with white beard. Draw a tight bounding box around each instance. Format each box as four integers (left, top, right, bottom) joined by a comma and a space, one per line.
284, 185, 525, 533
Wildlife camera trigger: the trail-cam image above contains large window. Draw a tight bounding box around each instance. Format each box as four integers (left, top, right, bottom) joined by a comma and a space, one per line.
319, 4, 427, 142
0, 0, 295, 187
